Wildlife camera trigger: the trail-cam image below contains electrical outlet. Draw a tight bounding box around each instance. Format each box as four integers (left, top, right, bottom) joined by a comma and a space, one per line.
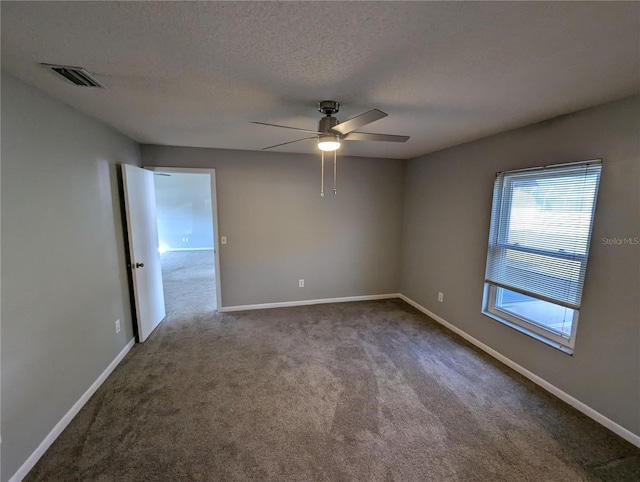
298, 279, 304, 288
221, 236, 227, 245
115, 319, 121, 333
438, 292, 444, 302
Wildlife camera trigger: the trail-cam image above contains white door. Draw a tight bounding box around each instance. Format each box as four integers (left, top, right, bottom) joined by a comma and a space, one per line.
122, 164, 166, 342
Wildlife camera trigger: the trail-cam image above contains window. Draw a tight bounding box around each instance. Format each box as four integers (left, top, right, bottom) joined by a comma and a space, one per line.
482, 160, 602, 353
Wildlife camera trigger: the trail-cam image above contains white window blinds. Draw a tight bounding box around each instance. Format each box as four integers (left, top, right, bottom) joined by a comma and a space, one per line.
485, 160, 602, 310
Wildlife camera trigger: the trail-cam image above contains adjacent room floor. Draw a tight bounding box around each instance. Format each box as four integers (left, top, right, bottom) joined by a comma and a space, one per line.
160, 249, 217, 313
24, 286, 640, 480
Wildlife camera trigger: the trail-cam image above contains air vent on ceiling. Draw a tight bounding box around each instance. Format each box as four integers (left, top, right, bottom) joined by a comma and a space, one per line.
42, 63, 106, 88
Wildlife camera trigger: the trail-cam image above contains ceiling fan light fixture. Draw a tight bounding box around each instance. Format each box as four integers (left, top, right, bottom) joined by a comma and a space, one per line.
318, 134, 341, 152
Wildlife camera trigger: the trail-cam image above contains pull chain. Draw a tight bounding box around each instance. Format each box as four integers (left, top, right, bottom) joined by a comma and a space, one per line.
320, 151, 325, 197
333, 150, 337, 195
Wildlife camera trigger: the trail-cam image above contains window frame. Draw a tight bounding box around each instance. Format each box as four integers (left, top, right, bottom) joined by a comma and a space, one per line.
482, 284, 580, 353
481, 159, 602, 354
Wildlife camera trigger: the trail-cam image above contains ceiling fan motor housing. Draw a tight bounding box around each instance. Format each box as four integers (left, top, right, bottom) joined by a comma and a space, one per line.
319, 115, 339, 134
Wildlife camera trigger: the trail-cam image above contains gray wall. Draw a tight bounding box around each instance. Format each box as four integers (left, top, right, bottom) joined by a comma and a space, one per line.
401, 96, 640, 436
142, 146, 405, 307
1, 72, 140, 480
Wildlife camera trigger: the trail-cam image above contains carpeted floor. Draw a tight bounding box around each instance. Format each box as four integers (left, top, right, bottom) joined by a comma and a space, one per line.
25, 257, 640, 481
159, 250, 217, 313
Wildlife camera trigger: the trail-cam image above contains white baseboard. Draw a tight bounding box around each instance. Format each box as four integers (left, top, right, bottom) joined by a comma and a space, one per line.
219, 293, 401, 312
9, 338, 135, 482
398, 294, 640, 448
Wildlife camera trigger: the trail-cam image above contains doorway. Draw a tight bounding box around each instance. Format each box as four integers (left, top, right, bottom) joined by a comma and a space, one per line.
151, 168, 221, 314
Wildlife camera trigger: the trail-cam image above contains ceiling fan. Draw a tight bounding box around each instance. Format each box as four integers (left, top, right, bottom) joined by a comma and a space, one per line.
252, 101, 409, 197
252, 100, 409, 152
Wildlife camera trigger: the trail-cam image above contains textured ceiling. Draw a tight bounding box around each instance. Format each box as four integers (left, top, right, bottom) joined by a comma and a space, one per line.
2, 1, 638, 159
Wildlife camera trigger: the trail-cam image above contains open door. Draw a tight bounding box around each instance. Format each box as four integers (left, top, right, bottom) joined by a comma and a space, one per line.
122, 164, 166, 342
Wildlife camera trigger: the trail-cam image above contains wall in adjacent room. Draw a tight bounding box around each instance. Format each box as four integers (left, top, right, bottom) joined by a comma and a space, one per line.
401, 95, 640, 437
154, 172, 215, 251
142, 146, 405, 308
1, 72, 141, 480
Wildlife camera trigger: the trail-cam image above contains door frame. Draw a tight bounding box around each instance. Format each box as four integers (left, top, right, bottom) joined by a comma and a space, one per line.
147, 166, 222, 310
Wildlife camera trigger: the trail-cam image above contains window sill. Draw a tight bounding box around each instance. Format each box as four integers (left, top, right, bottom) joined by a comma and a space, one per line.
481, 310, 574, 355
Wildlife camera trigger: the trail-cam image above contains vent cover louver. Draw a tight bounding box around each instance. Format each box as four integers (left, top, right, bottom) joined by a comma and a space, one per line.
42, 63, 106, 88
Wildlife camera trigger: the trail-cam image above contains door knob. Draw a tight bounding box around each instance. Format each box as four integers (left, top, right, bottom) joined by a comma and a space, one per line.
136, 262, 145, 268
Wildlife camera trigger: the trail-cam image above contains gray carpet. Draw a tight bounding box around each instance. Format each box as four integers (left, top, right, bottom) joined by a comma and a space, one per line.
159, 250, 217, 314
25, 260, 640, 480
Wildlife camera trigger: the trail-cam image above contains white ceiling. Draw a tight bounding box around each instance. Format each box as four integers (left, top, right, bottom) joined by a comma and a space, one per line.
2, 1, 638, 159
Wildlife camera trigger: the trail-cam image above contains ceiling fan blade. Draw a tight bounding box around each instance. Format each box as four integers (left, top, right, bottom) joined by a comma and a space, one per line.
343, 132, 410, 143
330, 109, 388, 135
261, 136, 317, 151
252, 121, 321, 135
